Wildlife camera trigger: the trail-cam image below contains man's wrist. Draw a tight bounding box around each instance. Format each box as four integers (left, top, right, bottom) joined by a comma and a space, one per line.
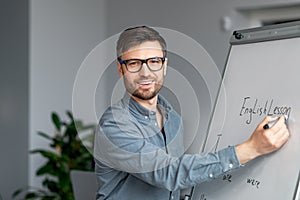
235, 141, 259, 165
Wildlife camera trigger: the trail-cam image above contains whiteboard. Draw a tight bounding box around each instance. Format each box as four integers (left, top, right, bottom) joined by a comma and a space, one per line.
192, 21, 300, 200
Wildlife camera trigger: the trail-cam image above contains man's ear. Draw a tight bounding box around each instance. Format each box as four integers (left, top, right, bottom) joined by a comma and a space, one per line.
117, 61, 124, 77
163, 58, 168, 76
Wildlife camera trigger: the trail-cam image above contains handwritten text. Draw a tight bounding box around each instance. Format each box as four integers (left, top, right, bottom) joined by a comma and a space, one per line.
239, 97, 291, 124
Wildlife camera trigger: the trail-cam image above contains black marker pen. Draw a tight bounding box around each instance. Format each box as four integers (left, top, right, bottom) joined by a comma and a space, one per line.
263, 115, 288, 129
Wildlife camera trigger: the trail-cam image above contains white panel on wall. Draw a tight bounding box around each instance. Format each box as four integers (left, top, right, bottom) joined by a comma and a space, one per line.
29, 0, 107, 187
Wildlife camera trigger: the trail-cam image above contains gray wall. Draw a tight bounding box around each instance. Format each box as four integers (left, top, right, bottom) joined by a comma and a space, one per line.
0, 0, 29, 199
106, 0, 300, 69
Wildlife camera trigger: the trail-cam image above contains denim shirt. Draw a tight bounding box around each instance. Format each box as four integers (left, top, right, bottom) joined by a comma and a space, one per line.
94, 94, 241, 200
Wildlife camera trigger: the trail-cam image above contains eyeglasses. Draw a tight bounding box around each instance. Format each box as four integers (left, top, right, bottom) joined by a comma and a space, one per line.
118, 57, 166, 73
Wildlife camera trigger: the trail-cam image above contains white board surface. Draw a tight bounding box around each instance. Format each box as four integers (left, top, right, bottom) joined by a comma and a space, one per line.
192, 23, 300, 200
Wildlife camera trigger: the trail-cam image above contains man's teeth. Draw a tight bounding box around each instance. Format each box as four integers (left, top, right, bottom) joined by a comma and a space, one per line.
138, 81, 153, 85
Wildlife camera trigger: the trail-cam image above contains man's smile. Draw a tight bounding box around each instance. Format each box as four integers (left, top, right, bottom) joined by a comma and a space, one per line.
136, 80, 155, 89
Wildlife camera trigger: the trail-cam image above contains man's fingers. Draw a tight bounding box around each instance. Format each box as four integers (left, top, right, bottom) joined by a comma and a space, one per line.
259, 115, 277, 129
270, 115, 287, 133
275, 125, 290, 141
269, 120, 290, 149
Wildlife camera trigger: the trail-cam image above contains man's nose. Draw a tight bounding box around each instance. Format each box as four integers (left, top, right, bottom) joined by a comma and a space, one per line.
139, 63, 151, 76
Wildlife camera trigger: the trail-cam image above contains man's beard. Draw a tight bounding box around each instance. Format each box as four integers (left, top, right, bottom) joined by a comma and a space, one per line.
131, 85, 162, 100
124, 77, 163, 100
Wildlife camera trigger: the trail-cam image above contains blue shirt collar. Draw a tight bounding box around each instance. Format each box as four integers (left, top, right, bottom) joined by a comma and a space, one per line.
121, 93, 172, 119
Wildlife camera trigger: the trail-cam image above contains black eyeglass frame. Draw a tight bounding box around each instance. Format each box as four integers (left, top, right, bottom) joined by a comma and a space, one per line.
118, 57, 166, 73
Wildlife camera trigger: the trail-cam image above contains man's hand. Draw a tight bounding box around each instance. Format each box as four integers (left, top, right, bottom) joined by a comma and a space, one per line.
236, 115, 290, 164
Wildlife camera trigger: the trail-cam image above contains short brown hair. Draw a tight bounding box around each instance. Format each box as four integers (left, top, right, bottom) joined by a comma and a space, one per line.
116, 26, 167, 58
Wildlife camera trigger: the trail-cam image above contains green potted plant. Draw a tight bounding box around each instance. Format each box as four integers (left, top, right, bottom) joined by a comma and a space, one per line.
13, 111, 95, 200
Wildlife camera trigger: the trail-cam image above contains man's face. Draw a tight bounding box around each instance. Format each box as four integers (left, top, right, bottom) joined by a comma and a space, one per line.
117, 41, 167, 101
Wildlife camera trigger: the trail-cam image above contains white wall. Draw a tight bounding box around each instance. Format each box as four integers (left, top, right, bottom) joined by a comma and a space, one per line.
30, 0, 107, 186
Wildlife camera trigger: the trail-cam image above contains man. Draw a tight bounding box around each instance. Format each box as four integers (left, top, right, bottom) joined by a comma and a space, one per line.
94, 26, 289, 200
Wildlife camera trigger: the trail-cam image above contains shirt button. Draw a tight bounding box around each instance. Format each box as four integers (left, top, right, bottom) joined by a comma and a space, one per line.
171, 196, 174, 199
229, 163, 233, 168
209, 173, 213, 178
145, 116, 148, 119
154, 122, 158, 126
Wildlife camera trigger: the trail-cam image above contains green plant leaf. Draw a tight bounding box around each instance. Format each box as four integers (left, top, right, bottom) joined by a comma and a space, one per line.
51, 112, 61, 132
37, 131, 52, 141
12, 188, 23, 198
49, 135, 64, 147
76, 124, 95, 132
36, 162, 57, 176
22, 110, 95, 200
30, 150, 60, 162
41, 195, 57, 200
25, 192, 39, 199
43, 179, 59, 193
12, 186, 50, 199
66, 110, 74, 121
